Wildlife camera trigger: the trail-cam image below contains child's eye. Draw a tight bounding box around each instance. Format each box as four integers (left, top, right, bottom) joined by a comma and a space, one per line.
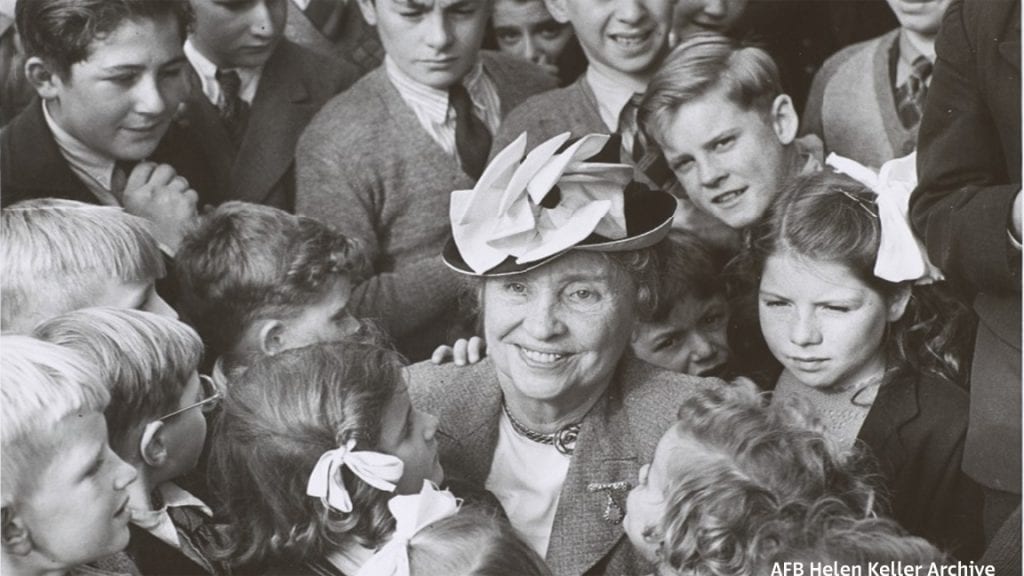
701, 313, 724, 327
761, 298, 789, 308
654, 337, 677, 352
495, 29, 521, 43
822, 304, 851, 313
108, 74, 137, 86
714, 136, 736, 151
673, 158, 695, 174
537, 22, 566, 39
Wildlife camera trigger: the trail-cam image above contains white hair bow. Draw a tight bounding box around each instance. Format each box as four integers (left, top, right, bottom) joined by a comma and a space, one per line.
306, 439, 405, 513
825, 152, 943, 284
355, 481, 462, 576
450, 131, 633, 274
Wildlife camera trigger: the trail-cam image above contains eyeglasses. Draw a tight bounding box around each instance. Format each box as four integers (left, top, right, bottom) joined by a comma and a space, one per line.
158, 374, 221, 421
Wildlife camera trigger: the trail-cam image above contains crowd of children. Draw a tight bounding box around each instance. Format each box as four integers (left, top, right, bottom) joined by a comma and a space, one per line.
1, 0, 1019, 575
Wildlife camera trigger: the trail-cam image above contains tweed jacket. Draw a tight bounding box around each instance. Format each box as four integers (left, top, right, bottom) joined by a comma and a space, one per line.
0, 98, 216, 208
283, 0, 384, 79
180, 40, 357, 211
295, 52, 556, 360
910, 0, 1021, 493
803, 29, 918, 168
407, 355, 721, 576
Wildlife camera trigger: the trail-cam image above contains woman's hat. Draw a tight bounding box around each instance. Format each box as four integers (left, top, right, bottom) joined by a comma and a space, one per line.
443, 132, 677, 277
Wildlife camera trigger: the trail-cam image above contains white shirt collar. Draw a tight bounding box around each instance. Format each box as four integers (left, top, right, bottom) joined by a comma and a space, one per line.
130, 482, 212, 549
585, 66, 640, 133
386, 56, 451, 125
184, 38, 263, 105
42, 99, 116, 191
291, 0, 311, 10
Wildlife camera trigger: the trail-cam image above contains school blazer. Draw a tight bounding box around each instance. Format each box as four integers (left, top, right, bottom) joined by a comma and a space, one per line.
0, 98, 216, 208
180, 40, 357, 211
407, 355, 721, 576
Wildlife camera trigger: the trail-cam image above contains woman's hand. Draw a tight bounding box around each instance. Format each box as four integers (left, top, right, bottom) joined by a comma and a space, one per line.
430, 336, 487, 366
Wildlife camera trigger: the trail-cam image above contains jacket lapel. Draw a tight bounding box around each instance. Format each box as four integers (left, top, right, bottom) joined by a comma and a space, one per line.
6, 99, 97, 203
998, 1, 1021, 72
443, 365, 503, 487
546, 387, 639, 576
232, 43, 313, 204
180, 68, 235, 200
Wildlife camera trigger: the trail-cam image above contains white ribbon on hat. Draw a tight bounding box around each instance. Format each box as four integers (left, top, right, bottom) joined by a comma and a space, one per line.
450, 131, 633, 274
305, 439, 405, 513
355, 481, 462, 576
826, 152, 943, 284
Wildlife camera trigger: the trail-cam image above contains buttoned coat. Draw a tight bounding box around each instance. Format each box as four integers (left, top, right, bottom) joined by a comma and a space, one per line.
180, 39, 357, 211
407, 355, 720, 576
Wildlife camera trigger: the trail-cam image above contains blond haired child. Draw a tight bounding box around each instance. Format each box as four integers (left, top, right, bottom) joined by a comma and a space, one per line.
1, 200, 172, 334
1, 335, 137, 576
34, 308, 223, 575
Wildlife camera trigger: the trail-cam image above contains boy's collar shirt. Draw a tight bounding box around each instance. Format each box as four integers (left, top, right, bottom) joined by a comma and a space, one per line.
384, 55, 501, 159
585, 66, 639, 136
895, 30, 934, 89
42, 99, 120, 206
184, 38, 263, 107
130, 482, 212, 549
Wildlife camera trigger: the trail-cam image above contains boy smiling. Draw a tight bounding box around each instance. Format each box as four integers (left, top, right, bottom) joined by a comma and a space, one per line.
2, 0, 211, 254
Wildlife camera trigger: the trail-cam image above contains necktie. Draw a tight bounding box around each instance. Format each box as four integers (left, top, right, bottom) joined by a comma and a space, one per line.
895, 56, 933, 129
619, 94, 675, 192
216, 68, 250, 143
450, 83, 491, 180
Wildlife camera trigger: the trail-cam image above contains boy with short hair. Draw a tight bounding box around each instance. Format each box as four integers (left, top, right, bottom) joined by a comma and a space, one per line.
34, 308, 223, 576
2, 0, 210, 253
296, 0, 556, 360
1, 200, 173, 334
802, 0, 951, 167
175, 201, 372, 381
638, 33, 823, 232
180, 0, 359, 210
1, 335, 138, 576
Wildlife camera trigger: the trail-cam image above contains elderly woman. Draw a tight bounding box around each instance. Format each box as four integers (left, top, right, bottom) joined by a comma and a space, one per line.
408, 133, 723, 576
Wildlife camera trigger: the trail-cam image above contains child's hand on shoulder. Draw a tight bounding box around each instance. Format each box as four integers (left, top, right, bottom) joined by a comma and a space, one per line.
430, 336, 487, 366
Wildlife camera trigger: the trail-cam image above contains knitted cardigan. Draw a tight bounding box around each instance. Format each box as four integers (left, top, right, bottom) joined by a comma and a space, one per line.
295, 52, 556, 360
802, 29, 918, 168
491, 74, 607, 158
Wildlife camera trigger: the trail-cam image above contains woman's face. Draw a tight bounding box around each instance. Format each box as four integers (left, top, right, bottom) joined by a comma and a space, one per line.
759, 253, 905, 391
482, 251, 638, 410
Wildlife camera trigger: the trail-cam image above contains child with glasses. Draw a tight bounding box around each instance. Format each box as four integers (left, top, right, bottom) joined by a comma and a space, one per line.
34, 308, 225, 575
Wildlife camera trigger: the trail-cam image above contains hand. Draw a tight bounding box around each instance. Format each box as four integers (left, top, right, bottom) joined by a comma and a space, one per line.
430, 336, 487, 366
122, 162, 199, 254
1012, 189, 1022, 242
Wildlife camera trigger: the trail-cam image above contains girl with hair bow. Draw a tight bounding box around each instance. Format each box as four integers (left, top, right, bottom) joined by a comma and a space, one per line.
357, 481, 551, 576
742, 165, 984, 559
207, 343, 444, 575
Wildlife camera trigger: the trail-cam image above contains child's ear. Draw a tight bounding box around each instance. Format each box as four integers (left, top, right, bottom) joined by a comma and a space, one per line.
769, 94, 799, 146
140, 421, 169, 468
258, 319, 287, 356
1, 506, 33, 556
544, 0, 572, 24
355, 0, 379, 26
24, 56, 62, 100
886, 285, 912, 323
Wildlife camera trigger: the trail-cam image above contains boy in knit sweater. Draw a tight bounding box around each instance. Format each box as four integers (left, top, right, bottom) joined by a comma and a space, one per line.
801, 0, 951, 168
295, 0, 555, 361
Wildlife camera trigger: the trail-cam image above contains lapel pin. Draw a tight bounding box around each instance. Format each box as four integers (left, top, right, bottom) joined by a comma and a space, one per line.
587, 481, 631, 525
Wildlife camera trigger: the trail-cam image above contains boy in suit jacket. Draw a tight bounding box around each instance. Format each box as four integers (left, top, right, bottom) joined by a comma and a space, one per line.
183, 0, 359, 211
1, 0, 204, 255
296, 0, 556, 361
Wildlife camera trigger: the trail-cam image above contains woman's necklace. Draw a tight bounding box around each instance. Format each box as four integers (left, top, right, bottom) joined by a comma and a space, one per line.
501, 402, 581, 455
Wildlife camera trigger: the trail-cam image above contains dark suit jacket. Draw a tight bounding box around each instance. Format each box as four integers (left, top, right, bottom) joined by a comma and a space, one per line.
407, 355, 722, 576
910, 0, 1021, 493
283, 0, 383, 79
180, 40, 357, 211
859, 372, 984, 559
0, 98, 216, 208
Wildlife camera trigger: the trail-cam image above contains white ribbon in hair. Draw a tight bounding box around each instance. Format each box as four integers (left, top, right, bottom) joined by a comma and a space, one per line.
355, 481, 462, 576
450, 131, 633, 274
825, 152, 943, 284
305, 439, 405, 513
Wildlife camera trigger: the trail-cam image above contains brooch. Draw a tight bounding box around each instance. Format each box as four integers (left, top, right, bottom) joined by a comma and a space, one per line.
587, 481, 631, 525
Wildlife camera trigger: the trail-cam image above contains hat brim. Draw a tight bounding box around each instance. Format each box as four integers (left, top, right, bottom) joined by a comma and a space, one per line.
443, 184, 678, 277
